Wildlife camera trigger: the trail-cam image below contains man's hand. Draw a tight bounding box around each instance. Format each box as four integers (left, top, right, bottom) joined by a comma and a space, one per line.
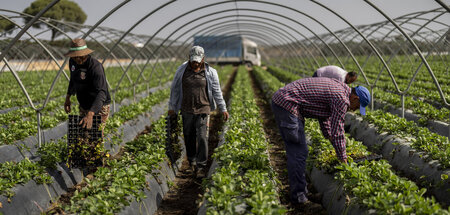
80, 111, 95, 129
222, 111, 229, 121
340, 158, 348, 164
168, 110, 175, 116
64, 96, 71, 113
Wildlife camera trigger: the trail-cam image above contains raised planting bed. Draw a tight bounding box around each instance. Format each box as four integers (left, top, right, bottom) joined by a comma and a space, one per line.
0, 82, 171, 164
198, 66, 285, 214
59, 116, 185, 214
0, 87, 171, 215
344, 111, 450, 206
305, 119, 448, 214
372, 98, 449, 138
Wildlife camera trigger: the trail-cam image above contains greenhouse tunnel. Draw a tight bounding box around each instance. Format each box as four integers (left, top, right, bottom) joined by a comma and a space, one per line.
0, 0, 449, 214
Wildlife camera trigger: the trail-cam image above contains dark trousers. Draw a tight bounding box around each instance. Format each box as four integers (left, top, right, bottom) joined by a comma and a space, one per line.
181, 112, 210, 168
271, 101, 308, 202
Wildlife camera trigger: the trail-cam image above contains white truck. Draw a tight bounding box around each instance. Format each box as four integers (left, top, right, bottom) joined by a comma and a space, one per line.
194, 35, 261, 66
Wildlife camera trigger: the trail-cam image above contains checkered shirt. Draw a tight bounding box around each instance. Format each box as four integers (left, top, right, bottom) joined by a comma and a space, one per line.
272, 77, 351, 160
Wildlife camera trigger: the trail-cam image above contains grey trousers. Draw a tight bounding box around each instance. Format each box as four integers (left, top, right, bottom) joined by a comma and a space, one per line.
181, 112, 210, 168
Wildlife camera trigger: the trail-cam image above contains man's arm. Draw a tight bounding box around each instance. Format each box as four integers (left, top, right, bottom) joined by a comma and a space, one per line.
168, 63, 186, 115
328, 98, 348, 162
209, 67, 227, 112
80, 63, 106, 129
209, 67, 229, 121
318, 119, 331, 139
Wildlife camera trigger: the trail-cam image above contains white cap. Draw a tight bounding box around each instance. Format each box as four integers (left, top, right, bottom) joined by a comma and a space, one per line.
189, 46, 204, 63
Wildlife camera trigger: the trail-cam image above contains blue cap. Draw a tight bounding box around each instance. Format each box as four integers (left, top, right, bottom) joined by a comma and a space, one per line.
355, 86, 370, 115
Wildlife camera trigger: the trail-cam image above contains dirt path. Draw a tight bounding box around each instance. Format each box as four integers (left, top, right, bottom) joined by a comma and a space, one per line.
247, 68, 327, 215
155, 68, 236, 215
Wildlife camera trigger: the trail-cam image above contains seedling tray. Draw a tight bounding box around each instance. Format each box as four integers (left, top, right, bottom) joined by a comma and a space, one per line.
67, 115, 103, 145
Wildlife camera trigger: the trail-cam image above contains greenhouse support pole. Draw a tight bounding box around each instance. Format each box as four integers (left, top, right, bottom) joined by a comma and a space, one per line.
364, 0, 449, 108
401, 94, 405, 118
133, 85, 136, 102
37, 111, 42, 147
112, 92, 116, 114
434, 0, 450, 12
371, 86, 374, 111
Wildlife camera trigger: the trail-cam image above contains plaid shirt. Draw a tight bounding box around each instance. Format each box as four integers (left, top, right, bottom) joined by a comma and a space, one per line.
272, 77, 351, 160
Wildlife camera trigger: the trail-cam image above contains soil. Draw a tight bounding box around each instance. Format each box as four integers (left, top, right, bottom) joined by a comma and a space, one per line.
247, 68, 327, 215
154, 68, 236, 215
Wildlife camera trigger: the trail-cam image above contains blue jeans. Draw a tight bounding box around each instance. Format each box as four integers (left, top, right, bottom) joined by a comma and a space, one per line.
271, 101, 308, 202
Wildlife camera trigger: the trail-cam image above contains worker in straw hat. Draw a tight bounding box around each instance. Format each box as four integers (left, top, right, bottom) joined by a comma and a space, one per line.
64, 38, 111, 130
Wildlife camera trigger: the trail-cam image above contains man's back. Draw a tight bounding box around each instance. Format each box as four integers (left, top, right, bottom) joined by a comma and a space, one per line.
314, 65, 347, 83
272, 77, 350, 119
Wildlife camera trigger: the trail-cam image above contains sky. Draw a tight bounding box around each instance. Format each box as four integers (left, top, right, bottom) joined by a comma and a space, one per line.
2, 0, 449, 43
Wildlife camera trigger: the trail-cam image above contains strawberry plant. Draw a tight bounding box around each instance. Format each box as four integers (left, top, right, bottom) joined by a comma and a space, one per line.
62, 116, 170, 214
305, 118, 448, 214
364, 110, 450, 168
0, 158, 52, 200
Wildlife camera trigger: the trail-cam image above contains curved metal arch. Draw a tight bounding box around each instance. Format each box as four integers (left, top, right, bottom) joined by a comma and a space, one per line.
0, 35, 39, 72
310, 0, 399, 102
201, 30, 284, 56
193, 15, 321, 67
99, 0, 176, 67
159, 16, 286, 66
151, 4, 347, 70
0, 15, 73, 110
310, 6, 448, 95
81, 0, 131, 39
113, 1, 356, 91
371, 12, 448, 68
161, 13, 327, 69
231, 20, 320, 68
309, 4, 448, 111
367, 16, 449, 75
364, 0, 448, 108
188, 30, 293, 68
203, 23, 304, 68
0, 0, 60, 62
235, 0, 370, 72
434, 0, 450, 12
1, 8, 149, 90
319, 7, 447, 66
193, 20, 308, 67
0, 10, 77, 77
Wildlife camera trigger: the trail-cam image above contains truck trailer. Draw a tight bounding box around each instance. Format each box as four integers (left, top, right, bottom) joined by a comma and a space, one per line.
193, 35, 261, 66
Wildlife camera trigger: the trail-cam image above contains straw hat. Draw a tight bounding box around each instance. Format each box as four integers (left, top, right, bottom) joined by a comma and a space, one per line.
64, 38, 94, 57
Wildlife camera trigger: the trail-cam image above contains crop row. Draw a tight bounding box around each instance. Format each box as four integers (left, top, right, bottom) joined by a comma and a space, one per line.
0, 86, 170, 205
61, 63, 235, 214
201, 66, 285, 214
274, 55, 449, 107
61, 116, 172, 214
251, 65, 449, 213
0, 71, 174, 146
0, 61, 177, 110
265, 65, 449, 124
306, 119, 448, 214
0, 63, 235, 214
364, 110, 449, 168
257, 65, 449, 171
